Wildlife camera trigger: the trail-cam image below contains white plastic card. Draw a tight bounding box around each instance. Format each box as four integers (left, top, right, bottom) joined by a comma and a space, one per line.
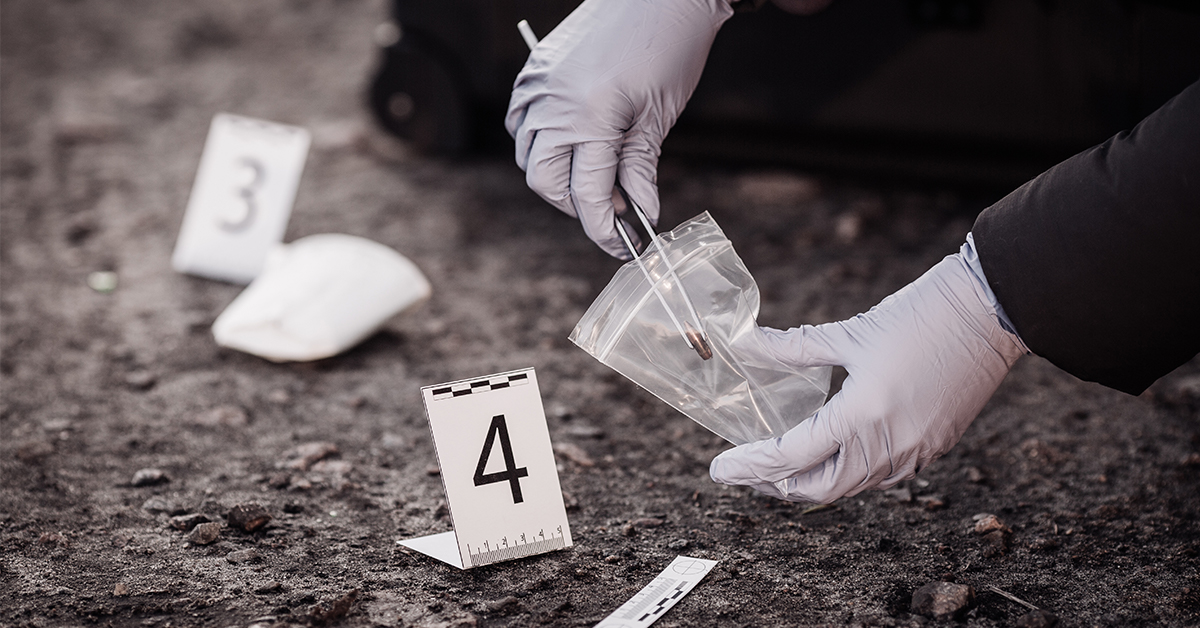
399, 368, 573, 569
172, 113, 311, 284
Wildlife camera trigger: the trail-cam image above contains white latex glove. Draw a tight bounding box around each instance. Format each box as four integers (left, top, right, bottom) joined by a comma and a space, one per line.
710, 249, 1027, 503
506, 0, 733, 259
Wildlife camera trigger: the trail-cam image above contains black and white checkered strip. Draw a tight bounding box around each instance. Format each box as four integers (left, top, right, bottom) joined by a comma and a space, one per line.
431, 372, 530, 401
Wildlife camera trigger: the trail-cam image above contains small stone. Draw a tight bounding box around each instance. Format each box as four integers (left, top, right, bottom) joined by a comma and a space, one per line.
227, 503, 272, 533
123, 370, 157, 390
307, 589, 358, 625
631, 517, 665, 529
1016, 609, 1060, 628
425, 465, 441, 476
192, 405, 249, 428
667, 539, 690, 551
911, 581, 974, 621
884, 487, 913, 503
266, 389, 291, 404
553, 442, 595, 467
981, 530, 1009, 557
917, 495, 946, 510
141, 496, 177, 514
16, 441, 54, 463
113, 582, 130, 597
310, 459, 352, 475
973, 514, 1010, 535
169, 513, 209, 531
725, 510, 758, 526
181, 311, 211, 331
1028, 536, 1060, 553
40, 418, 73, 432
604, 554, 621, 564
38, 532, 69, 547
226, 548, 262, 564
131, 468, 168, 487
965, 466, 987, 483
546, 402, 572, 420
564, 424, 604, 439
622, 523, 637, 537
485, 595, 520, 613
188, 522, 221, 545
254, 581, 284, 594
284, 442, 339, 471
87, 271, 119, 293
267, 472, 292, 489
1019, 438, 1065, 463
55, 92, 123, 143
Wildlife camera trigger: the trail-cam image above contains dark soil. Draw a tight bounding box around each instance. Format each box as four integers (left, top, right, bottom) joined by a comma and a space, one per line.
3, 1, 1199, 626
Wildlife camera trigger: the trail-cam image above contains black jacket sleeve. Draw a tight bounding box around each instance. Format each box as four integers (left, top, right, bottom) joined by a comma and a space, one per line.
973, 78, 1200, 395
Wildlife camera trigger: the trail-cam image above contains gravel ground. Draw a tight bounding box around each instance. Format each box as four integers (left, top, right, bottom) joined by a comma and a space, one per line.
3, 1, 1199, 626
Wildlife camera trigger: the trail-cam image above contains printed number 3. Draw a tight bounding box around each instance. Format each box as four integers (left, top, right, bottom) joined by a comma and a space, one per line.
220, 157, 264, 232
474, 415, 529, 503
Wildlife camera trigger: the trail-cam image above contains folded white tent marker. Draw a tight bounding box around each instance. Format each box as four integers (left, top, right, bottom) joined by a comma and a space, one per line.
212, 233, 431, 362
399, 368, 573, 569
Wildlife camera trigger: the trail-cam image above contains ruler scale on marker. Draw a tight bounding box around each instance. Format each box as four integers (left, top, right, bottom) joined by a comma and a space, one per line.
469, 532, 566, 567
594, 556, 718, 628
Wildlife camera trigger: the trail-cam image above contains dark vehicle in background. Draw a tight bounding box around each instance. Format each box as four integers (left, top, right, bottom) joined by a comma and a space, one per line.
368, 0, 1200, 185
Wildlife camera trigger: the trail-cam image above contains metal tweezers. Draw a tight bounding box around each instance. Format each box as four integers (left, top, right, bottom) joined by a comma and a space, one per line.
612, 185, 713, 361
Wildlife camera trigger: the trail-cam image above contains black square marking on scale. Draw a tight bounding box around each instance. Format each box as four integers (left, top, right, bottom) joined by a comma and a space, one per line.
432, 372, 530, 401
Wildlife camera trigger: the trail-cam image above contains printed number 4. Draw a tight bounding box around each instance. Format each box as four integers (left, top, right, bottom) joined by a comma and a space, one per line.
473, 415, 529, 503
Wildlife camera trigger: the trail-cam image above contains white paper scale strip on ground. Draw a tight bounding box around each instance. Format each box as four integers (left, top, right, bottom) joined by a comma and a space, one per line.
594, 556, 719, 628
400, 368, 573, 569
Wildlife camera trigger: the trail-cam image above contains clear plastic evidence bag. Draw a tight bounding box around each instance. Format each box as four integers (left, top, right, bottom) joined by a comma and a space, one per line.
570, 203, 831, 446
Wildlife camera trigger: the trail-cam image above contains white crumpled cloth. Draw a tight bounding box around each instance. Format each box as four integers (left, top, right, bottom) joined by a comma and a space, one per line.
213, 233, 430, 362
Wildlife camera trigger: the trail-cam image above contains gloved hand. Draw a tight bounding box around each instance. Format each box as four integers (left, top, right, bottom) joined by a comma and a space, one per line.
710, 246, 1027, 503
506, 0, 733, 259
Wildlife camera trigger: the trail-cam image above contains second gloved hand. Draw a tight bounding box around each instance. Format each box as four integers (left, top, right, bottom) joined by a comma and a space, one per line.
506, 0, 733, 258
710, 245, 1028, 503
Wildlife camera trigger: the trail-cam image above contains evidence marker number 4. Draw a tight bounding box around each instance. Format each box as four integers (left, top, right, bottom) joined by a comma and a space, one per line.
400, 368, 573, 569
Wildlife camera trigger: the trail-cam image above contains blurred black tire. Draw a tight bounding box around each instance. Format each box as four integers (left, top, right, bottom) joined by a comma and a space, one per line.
369, 30, 469, 155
